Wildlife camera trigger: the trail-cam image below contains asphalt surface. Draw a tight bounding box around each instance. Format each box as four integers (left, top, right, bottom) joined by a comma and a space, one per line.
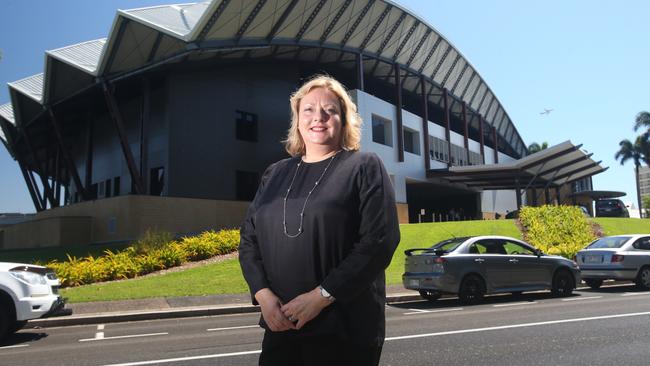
30, 284, 422, 327
4, 282, 650, 366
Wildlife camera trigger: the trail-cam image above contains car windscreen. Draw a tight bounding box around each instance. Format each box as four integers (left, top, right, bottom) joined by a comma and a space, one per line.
596, 200, 620, 208
429, 237, 468, 253
586, 236, 630, 249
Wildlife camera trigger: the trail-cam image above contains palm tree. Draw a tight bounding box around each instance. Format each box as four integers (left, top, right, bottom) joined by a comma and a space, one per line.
634, 111, 650, 132
527, 141, 549, 154
615, 135, 650, 217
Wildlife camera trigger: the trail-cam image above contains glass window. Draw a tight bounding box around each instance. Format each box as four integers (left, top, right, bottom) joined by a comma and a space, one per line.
503, 240, 535, 255
429, 237, 469, 253
403, 128, 420, 155
236, 110, 258, 142
429, 136, 449, 163
150, 167, 165, 196
113, 176, 121, 197
475, 239, 507, 254
633, 237, 650, 250
372, 115, 393, 147
587, 236, 631, 249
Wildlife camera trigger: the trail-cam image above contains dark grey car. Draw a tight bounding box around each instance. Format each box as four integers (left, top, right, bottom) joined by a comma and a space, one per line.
402, 236, 581, 304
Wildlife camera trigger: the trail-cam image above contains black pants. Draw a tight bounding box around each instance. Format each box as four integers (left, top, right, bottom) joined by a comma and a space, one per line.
259, 330, 383, 366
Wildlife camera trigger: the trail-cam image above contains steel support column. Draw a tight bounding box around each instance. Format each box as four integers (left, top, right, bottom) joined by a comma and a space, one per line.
492, 127, 499, 164
48, 108, 87, 201
21, 128, 56, 208
479, 115, 485, 163
394, 64, 404, 162
54, 146, 61, 205
85, 111, 94, 197
442, 88, 452, 167
462, 101, 469, 164
140, 78, 151, 194
555, 186, 562, 205
102, 82, 144, 194
18, 159, 43, 212
545, 187, 551, 204
356, 53, 365, 91
420, 76, 430, 170
515, 178, 522, 210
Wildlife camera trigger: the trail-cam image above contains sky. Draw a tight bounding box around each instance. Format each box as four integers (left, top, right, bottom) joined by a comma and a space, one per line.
1, 0, 649, 213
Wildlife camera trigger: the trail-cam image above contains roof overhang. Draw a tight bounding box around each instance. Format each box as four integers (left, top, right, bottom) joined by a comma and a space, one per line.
427, 141, 608, 190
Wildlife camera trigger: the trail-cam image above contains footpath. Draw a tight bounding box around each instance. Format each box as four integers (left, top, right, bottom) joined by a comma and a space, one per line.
30, 285, 422, 328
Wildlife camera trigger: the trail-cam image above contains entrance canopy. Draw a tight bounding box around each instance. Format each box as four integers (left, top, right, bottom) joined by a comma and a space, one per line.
427, 141, 607, 192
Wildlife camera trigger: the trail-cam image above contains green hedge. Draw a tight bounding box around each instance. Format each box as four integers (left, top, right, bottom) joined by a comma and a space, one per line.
519, 205, 595, 258
48, 229, 240, 287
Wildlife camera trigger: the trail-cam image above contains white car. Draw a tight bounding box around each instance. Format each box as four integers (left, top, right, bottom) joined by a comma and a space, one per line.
576, 235, 650, 289
0, 262, 70, 339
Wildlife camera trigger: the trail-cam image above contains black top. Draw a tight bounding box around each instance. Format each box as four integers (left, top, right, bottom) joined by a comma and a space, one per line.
239, 150, 400, 346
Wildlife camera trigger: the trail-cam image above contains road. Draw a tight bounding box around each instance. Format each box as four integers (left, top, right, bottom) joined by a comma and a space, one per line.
3, 283, 650, 366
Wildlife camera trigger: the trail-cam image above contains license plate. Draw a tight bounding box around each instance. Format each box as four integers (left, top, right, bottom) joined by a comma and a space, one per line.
585, 255, 602, 264
408, 279, 420, 287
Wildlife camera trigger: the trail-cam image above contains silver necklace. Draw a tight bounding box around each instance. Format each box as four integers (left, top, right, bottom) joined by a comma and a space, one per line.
283, 151, 341, 238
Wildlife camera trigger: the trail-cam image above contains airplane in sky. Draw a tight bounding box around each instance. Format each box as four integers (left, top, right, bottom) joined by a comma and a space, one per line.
540, 108, 554, 115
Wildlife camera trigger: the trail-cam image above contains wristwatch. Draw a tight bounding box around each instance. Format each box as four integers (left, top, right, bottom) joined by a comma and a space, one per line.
319, 285, 335, 302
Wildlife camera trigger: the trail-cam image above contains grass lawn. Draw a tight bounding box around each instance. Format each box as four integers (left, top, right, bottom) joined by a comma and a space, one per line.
62, 258, 249, 303
593, 218, 650, 235
62, 220, 522, 303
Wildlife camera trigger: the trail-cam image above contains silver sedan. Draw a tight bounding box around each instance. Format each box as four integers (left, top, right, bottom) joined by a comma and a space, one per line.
575, 234, 650, 289
402, 235, 580, 304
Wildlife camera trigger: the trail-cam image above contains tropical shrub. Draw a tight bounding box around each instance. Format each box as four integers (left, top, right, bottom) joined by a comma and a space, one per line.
48, 229, 240, 288
518, 205, 596, 258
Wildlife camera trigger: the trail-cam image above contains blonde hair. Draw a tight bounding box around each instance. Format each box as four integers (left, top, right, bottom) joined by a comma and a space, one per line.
284, 75, 362, 156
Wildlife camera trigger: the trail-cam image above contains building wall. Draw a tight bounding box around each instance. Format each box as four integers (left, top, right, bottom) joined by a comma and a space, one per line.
166, 63, 296, 200
352, 89, 518, 218
3, 195, 250, 248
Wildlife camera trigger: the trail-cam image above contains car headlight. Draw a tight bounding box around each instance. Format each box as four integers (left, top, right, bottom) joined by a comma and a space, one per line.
10, 270, 47, 285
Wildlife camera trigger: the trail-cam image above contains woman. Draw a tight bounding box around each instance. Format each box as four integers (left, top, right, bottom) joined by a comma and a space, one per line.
239, 75, 400, 366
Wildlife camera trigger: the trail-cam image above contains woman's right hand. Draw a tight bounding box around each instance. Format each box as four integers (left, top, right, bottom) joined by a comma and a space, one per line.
254, 288, 297, 332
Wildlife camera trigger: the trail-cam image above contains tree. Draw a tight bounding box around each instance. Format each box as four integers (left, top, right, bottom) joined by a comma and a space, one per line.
615, 135, 650, 218
527, 141, 548, 154
643, 195, 650, 219
634, 111, 650, 132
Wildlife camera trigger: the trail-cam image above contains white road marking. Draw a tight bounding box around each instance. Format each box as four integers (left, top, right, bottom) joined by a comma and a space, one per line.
622, 292, 650, 297
493, 301, 537, 308
562, 296, 602, 302
404, 308, 463, 315
206, 325, 260, 332
79, 332, 168, 342
95, 324, 105, 339
101, 350, 262, 366
0, 344, 29, 350
385, 311, 650, 341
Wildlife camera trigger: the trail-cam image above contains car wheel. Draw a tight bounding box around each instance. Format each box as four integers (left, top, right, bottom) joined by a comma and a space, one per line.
0, 303, 10, 340
419, 290, 441, 302
635, 267, 650, 290
459, 274, 485, 304
584, 279, 603, 289
10, 320, 27, 334
552, 269, 574, 297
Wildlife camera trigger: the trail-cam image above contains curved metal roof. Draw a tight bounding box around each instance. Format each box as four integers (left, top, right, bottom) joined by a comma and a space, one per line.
1, 0, 527, 158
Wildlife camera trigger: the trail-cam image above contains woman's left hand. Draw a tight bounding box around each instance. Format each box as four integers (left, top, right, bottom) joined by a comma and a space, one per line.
280, 287, 332, 329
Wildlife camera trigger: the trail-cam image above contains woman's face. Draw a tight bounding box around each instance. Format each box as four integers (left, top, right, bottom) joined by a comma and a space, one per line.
297, 87, 343, 153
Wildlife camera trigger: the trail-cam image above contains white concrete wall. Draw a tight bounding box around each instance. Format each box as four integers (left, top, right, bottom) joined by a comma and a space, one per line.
352, 89, 519, 214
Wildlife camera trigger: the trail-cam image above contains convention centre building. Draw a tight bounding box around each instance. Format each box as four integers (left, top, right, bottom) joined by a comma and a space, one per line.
0, 0, 605, 248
